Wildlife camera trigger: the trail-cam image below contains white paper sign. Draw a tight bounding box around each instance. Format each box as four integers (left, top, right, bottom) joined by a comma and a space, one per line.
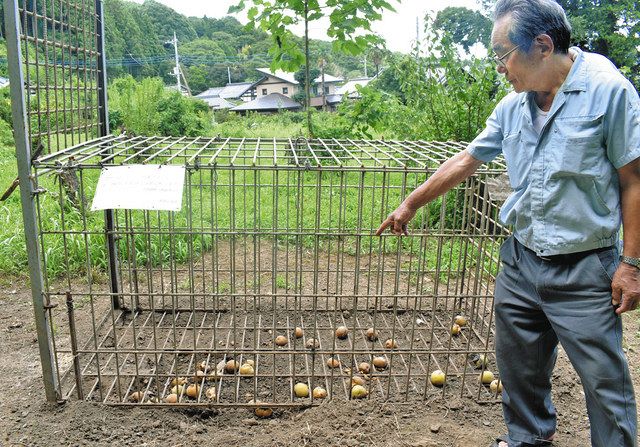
91, 165, 186, 212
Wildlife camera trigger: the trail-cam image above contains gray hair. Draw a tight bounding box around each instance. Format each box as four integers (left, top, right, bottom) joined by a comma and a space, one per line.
493, 0, 571, 54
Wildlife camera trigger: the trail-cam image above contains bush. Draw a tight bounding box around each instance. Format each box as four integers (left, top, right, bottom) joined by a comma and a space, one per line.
108, 76, 213, 136
310, 111, 360, 139
210, 111, 305, 138
338, 28, 509, 141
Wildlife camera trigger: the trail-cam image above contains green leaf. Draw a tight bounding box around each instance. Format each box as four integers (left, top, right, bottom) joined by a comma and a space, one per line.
247, 6, 259, 19
342, 40, 362, 55
227, 1, 245, 14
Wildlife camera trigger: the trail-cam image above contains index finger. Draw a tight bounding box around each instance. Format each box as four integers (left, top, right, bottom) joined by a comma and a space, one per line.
376, 217, 393, 236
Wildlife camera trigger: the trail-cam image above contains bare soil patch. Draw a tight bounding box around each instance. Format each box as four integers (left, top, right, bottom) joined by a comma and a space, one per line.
1, 276, 638, 447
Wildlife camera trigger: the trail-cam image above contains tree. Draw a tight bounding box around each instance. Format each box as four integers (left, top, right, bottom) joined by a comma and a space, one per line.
339, 24, 509, 142
293, 66, 320, 104
370, 48, 386, 77
557, 0, 640, 84
141, 0, 197, 42
479, 0, 640, 87
433, 7, 492, 51
229, 0, 398, 136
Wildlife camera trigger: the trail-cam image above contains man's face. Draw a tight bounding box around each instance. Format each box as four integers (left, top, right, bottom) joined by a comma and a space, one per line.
491, 15, 535, 93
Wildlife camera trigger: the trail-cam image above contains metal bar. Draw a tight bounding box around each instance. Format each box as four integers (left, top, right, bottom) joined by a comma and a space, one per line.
65, 292, 84, 399
5, 0, 59, 402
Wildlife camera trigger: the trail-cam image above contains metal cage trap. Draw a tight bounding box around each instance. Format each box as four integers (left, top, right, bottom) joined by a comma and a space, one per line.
5, 0, 511, 408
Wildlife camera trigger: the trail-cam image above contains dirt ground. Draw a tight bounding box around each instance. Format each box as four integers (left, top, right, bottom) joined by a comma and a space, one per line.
1, 276, 638, 447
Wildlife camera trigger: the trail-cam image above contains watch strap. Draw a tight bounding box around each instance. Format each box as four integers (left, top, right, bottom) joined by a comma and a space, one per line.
620, 255, 640, 269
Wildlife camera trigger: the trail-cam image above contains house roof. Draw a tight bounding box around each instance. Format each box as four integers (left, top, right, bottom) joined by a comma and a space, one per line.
255, 68, 298, 85
336, 77, 374, 97
196, 87, 224, 98
220, 82, 255, 98
197, 96, 237, 110
313, 74, 343, 84
0, 77, 9, 88
196, 82, 254, 100
231, 93, 301, 112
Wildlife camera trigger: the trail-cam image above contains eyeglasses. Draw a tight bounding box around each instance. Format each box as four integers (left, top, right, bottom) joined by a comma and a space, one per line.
492, 45, 520, 68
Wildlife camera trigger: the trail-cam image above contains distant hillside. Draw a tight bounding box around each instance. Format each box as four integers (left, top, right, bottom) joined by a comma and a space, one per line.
0, 0, 372, 94
103, 0, 369, 94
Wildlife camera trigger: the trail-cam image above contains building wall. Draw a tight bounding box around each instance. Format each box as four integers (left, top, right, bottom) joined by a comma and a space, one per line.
256, 76, 299, 97
313, 83, 339, 96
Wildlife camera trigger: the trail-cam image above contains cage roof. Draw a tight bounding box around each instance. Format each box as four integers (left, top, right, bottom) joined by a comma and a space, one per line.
35, 136, 506, 174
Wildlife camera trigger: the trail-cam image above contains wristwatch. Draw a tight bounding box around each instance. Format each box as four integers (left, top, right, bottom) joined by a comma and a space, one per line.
620, 255, 640, 269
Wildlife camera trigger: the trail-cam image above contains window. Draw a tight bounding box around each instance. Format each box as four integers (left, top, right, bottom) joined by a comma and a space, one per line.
282, 87, 288, 94
262, 88, 268, 95
324, 86, 330, 94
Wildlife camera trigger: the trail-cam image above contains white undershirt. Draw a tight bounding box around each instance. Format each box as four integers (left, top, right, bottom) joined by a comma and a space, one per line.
531, 50, 575, 135
532, 101, 549, 134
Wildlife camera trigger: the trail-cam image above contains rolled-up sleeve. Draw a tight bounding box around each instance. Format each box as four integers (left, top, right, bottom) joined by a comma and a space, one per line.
604, 79, 640, 169
467, 103, 504, 163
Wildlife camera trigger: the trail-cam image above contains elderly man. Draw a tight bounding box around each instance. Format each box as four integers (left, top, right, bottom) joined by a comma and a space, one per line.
376, 0, 639, 446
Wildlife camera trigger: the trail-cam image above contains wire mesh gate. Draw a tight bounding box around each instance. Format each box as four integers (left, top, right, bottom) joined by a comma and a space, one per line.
6, 0, 511, 408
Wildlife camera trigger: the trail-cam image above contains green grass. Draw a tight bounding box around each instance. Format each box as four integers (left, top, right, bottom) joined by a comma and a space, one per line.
0, 159, 468, 278
0, 129, 25, 275
0, 109, 471, 279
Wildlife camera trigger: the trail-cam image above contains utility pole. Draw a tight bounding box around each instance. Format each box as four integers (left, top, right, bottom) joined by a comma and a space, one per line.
415, 16, 420, 56
165, 31, 181, 93
320, 58, 326, 112
364, 54, 368, 78
179, 63, 192, 96
304, 0, 313, 137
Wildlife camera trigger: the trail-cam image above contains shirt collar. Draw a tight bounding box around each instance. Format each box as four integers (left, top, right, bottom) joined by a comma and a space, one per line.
519, 46, 586, 106
560, 46, 587, 93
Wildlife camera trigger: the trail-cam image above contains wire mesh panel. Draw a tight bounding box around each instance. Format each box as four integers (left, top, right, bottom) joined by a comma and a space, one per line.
4, 0, 111, 402
9, 0, 107, 156
31, 137, 510, 407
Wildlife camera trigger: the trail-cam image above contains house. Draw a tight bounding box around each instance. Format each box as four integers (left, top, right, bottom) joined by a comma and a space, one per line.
335, 77, 374, 99
195, 82, 256, 109
231, 92, 302, 114
0, 77, 9, 89
312, 73, 343, 96
309, 94, 343, 111
252, 68, 344, 99
309, 76, 374, 111
196, 96, 237, 110
254, 68, 299, 98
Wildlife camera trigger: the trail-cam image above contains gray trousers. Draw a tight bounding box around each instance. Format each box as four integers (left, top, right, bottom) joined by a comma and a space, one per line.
494, 236, 637, 447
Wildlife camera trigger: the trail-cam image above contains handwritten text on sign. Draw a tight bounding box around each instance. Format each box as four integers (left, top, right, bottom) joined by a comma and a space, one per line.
91, 165, 186, 212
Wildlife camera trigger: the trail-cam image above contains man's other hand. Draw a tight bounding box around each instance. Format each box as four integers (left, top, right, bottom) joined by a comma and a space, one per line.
612, 262, 640, 314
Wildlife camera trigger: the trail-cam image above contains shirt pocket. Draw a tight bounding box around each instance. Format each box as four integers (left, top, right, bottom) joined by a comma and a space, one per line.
501, 131, 531, 189
554, 115, 604, 176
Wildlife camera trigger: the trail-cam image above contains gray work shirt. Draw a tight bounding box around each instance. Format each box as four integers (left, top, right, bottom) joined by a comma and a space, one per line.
468, 47, 640, 256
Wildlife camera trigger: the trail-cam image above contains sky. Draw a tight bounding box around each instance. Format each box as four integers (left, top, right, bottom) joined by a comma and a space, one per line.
131, 0, 483, 54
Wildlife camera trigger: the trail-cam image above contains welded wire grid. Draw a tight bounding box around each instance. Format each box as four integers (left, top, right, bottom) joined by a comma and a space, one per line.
31, 137, 510, 407
15, 0, 105, 155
